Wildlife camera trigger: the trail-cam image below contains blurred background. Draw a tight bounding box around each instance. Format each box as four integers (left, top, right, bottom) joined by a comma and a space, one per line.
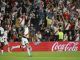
0, 0, 80, 42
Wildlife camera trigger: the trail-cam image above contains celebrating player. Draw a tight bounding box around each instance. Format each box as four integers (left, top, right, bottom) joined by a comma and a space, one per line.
21, 25, 32, 56
10, 25, 32, 56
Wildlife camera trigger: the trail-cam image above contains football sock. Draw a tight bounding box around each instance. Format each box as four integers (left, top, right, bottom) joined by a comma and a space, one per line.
27, 47, 31, 56
1, 50, 3, 54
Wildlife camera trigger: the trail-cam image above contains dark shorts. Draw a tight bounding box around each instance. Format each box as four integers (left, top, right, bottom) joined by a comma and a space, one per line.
0, 42, 4, 50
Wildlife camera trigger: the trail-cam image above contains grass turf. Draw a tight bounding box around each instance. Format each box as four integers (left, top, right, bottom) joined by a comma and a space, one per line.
0, 51, 80, 60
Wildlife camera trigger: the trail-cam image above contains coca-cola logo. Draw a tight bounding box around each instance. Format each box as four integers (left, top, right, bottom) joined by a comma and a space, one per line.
52, 42, 78, 51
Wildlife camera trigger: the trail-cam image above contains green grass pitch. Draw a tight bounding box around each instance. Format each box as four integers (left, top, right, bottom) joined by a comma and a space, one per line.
0, 51, 80, 60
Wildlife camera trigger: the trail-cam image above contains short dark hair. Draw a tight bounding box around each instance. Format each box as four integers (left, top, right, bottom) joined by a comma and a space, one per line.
59, 29, 61, 31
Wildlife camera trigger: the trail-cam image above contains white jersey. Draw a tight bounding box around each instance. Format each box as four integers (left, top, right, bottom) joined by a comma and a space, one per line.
3, 30, 8, 45
65, 23, 70, 30
24, 26, 29, 38
19, 17, 25, 27
75, 34, 80, 41
0, 36, 5, 42
21, 37, 29, 45
4, 30, 8, 38
2, 35, 8, 45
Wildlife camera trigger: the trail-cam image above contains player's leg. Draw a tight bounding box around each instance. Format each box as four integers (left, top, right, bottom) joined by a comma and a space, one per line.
21, 41, 32, 56
22, 37, 32, 56
11, 45, 21, 51
4, 38, 12, 53
0, 42, 4, 55
7, 44, 12, 53
26, 43, 32, 56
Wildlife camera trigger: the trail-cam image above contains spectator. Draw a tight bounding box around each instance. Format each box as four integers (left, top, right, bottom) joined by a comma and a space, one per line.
74, 30, 80, 41
0, 0, 80, 42
64, 33, 68, 41
36, 31, 42, 41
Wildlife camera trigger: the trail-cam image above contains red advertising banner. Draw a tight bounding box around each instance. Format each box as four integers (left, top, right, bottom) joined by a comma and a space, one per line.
3, 42, 80, 52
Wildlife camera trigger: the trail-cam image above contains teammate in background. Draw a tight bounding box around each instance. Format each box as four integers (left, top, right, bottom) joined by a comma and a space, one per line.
0, 25, 4, 54
3, 30, 12, 53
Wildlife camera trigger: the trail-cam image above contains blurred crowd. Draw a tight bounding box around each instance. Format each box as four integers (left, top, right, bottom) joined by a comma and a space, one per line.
0, 0, 80, 42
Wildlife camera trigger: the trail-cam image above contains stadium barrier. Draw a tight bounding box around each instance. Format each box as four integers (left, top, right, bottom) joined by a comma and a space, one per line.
3, 42, 80, 52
